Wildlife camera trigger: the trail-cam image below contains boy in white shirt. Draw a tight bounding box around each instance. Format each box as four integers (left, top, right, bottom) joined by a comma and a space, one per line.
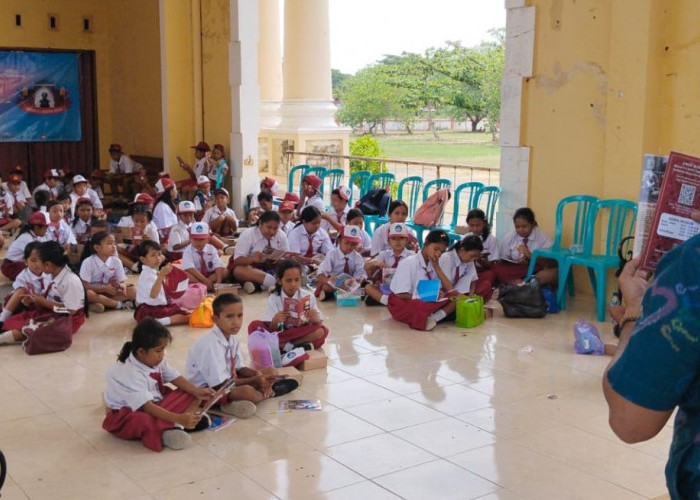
167, 200, 197, 258
181, 222, 226, 292
69, 174, 103, 216
363, 222, 415, 306
202, 188, 238, 237
316, 225, 367, 300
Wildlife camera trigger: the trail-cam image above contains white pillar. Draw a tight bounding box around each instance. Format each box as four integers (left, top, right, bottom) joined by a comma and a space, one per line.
259, 0, 282, 129
229, 0, 260, 215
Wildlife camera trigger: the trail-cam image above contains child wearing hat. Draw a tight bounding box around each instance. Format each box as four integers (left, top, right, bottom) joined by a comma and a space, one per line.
0, 173, 22, 236
363, 222, 416, 306
193, 175, 215, 218
116, 205, 159, 272
298, 174, 325, 216
6, 173, 28, 223
247, 191, 276, 226
278, 201, 296, 235
177, 141, 213, 200
152, 177, 179, 243
202, 188, 238, 237
1, 212, 49, 280
181, 222, 226, 292
320, 185, 351, 234
2, 166, 31, 201
315, 225, 368, 301
167, 200, 197, 262
31, 169, 62, 207
70, 175, 103, 217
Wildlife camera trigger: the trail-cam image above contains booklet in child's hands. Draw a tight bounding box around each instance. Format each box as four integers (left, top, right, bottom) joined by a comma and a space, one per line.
262, 246, 296, 263
417, 279, 442, 302
283, 295, 311, 327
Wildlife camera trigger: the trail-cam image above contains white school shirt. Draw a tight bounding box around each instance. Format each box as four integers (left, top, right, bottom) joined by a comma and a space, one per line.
46, 266, 85, 311
79, 254, 126, 286
92, 185, 105, 200
193, 191, 214, 212
71, 218, 92, 245
264, 288, 323, 322
439, 250, 478, 294
464, 232, 500, 261
370, 223, 417, 256
47, 220, 77, 246
167, 221, 192, 252
185, 325, 243, 388
104, 353, 180, 411
152, 202, 178, 231
317, 247, 367, 280
499, 227, 553, 262
202, 205, 239, 227
136, 266, 167, 306
13, 268, 51, 294
2, 180, 31, 200
31, 183, 60, 206
6, 188, 27, 211
233, 225, 289, 259
287, 225, 333, 256
280, 220, 295, 235
0, 190, 13, 219
109, 154, 136, 174
5, 231, 47, 261
358, 227, 372, 250
390, 252, 440, 299
321, 205, 350, 232
117, 216, 159, 238
375, 248, 416, 268
181, 243, 224, 274
194, 157, 211, 178
69, 190, 103, 215
302, 193, 326, 214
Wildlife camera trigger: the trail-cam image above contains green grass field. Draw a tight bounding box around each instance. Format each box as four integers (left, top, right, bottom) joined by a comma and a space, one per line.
373, 131, 500, 168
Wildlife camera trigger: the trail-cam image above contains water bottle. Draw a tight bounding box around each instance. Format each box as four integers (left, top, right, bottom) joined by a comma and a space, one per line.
609, 292, 620, 323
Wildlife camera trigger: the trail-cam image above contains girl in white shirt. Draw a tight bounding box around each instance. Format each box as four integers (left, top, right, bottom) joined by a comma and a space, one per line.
0, 242, 51, 326
0, 241, 86, 344
364, 222, 415, 306
229, 211, 289, 294
287, 206, 333, 259
117, 206, 160, 272
315, 225, 367, 301
1, 212, 49, 280
370, 200, 418, 256
134, 241, 191, 326
464, 209, 498, 301
387, 229, 457, 331
247, 259, 328, 351
278, 201, 296, 235
152, 178, 179, 243
439, 235, 482, 295
71, 197, 97, 245
298, 174, 325, 216
80, 231, 136, 313
493, 207, 557, 286
320, 185, 351, 234
102, 318, 214, 451
45, 200, 77, 250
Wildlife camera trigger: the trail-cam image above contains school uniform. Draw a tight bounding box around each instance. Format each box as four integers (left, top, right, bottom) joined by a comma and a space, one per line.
71, 218, 93, 245
167, 221, 192, 254
134, 265, 188, 322
32, 183, 60, 202
2, 180, 31, 201
439, 250, 478, 294
233, 226, 289, 259
280, 220, 295, 235
464, 232, 498, 301
202, 205, 238, 233
102, 353, 196, 452
186, 325, 243, 391
387, 252, 449, 330
370, 223, 418, 256
69, 189, 103, 215
193, 190, 214, 213
358, 227, 372, 251
7, 189, 27, 214
117, 216, 159, 236
302, 193, 325, 214
0, 190, 14, 225
247, 288, 329, 350
181, 243, 224, 277
109, 154, 136, 174
152, 202, 178, 241
317, 247, 367, 281
465, 232, 499, 261
13, 268, 51, 294
321, 206, 350, 232
47, 220, 77, 246
80, 255, 127, 289
287, 225, 333, 257
493, 227, 553, 284
1, 230, 47, 280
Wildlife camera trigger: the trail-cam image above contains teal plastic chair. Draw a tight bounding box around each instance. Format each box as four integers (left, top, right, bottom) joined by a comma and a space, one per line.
408, 179, 453, 245
564, 199, 637, 322
444, 182, 484, 243
287, 164, 310, 197
348, 170, 371, 205
397, 176, 423, 219
299, 166, 327, 196
473, 186, 502, 226
524, 195, 599, 309
364, 173, 396, 234
320, 168, 344, 195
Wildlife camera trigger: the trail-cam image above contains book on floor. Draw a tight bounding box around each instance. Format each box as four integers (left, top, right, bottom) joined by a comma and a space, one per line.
279, 399, 322, 411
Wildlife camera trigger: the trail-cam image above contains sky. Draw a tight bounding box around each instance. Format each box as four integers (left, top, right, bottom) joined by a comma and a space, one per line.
329, 0, 507, 74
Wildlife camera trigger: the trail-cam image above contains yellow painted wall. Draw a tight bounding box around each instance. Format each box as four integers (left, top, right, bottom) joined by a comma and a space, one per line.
0, 0, 162, 168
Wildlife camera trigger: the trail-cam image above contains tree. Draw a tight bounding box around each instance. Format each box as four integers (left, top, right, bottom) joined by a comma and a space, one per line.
331, 68, 351, 102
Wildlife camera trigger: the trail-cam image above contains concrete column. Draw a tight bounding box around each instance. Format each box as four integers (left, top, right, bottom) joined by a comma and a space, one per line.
229, 0, 260, 215
259, 0, 282, 129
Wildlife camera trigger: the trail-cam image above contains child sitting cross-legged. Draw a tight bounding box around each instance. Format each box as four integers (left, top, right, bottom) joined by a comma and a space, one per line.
0, 241, 50, 327
181, 222, 226, 292
363, 222, 415, 306
102, 318, 215, 452
315, 225, 367, 301
186, 294, 299, 418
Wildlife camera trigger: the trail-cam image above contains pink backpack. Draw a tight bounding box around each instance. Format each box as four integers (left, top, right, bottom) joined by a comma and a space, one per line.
412, 188, 450, 227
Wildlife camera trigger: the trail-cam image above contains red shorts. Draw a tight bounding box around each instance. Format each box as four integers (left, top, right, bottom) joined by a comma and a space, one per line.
248, 320, 328, 350
387, 294, 447, 331
1, 259, 26, 280
474, 269, 495, 302
134, 304, 189, 323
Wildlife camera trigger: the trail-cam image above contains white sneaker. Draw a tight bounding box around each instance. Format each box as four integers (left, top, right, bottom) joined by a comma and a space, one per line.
219, 400, 257, 419
243, 282, 256, 294
424, 316, 437, 331
162, 429, 192, 450
317, 290, 326, 301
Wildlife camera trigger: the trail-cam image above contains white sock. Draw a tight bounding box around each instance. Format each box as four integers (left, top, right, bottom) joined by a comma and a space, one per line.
0, 331, 17, 344
0, 309, 11, 322
431, 310, 447, 322
115, 301, 123, 310
157, 317, 172, 326
379, 295, 388, 306
262, 274, 276, 288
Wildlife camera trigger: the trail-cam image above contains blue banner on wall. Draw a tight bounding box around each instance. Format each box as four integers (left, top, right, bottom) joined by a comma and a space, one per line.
0, 51, 82, 142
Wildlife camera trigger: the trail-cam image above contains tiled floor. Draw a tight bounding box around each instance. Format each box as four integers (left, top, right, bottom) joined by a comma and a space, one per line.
0, 288, 671, 499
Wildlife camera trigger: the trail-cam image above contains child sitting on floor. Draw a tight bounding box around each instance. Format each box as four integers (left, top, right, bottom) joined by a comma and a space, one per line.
185, 294, 299, 418
80, 231, 136, 313
193, 175, 214, 219
438, 235, 483, 296
364, 222, 415, 306
278, 201, 296, 235
202, 188, 238, 237
315, 225, 367, 301
287, 206, 333, 259
45, 200, 77, 251
320, 185, 351, 234
346, 208, 372, 255
167, 200, 197, 261
181, 222, 226, 292
134, 240, 191, 326
116, 206, 159, 272
102, 318, 215, 452
1, 212, 49, 280
71, 197, 98, 245
0, 242, 50, 327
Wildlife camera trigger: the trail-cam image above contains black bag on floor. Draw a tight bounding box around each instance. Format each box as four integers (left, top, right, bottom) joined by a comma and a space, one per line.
497, 280, 548, 318
357, 188, 391, 216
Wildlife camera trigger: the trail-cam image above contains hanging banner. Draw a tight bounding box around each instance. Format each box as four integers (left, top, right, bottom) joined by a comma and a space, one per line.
0, 51, 82, 142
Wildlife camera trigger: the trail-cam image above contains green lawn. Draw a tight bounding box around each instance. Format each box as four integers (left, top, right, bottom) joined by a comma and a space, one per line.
374, 131, 500, 169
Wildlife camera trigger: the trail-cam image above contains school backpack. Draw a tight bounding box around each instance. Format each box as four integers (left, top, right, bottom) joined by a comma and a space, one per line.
412, 188, 450, 227
357, 188, 391, 216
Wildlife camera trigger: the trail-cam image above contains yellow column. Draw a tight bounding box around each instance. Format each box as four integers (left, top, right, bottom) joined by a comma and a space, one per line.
258, 0, 282, 102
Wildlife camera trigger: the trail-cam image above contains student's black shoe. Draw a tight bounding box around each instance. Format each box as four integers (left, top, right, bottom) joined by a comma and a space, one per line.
364, 295, 381, 306
185, 413, 211, 432
300, 342, 314, 351
272, 378, 299, 397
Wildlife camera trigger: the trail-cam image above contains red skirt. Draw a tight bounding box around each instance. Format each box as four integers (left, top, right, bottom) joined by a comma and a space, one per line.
4, 308, 85, 334
474, 269, 495, 302
387, 294, 447, 331
491, 261, 542, 286
134, 303, 189, 323
248, 319, 329, 350
102, 388, 195, 452
1, 259, 26, 280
